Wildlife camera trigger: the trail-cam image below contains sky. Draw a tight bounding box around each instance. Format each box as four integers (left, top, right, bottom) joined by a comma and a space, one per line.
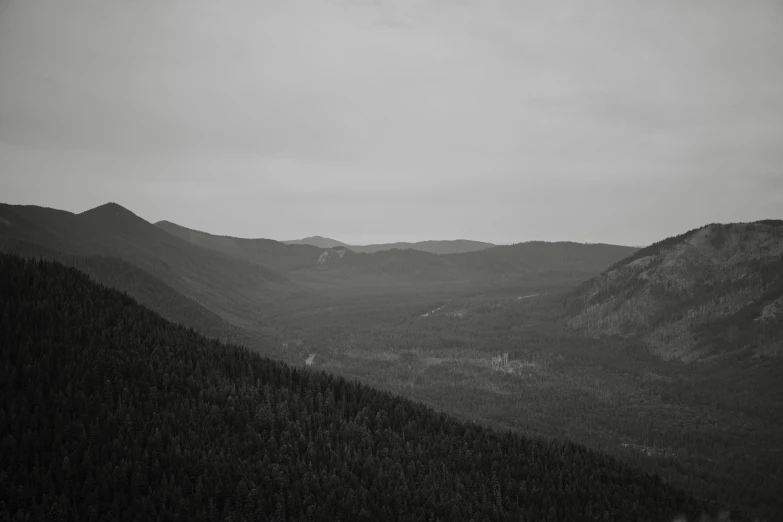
1, 0, 782, 246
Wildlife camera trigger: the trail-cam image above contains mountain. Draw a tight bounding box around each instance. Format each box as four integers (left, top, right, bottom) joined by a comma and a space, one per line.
0, 252, 718, 522
565, 221, 783, 361
0, 202, 291, 326
3, 239, 237, 341
284, 235, 349, 248
282, 235, 496, 254
157, 220, 322, 273
297, 242, 640, 285
444, 242, 639, 278
157, 219, 638, 284
349, 239, 496, 255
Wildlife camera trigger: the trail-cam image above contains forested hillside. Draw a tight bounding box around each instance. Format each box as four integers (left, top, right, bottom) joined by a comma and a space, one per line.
156, 221, 323, 273
566, 222, 783, 360
1, 240, 235, 341
0, 254, 715, 521
0, 203, 293, 327
444, 242, 638, 277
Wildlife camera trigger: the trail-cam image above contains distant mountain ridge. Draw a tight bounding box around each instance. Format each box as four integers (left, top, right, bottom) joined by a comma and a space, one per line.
284, 235, 349, 249
157, 218, 637, 283
283, 235, 497, 254
565, 221, 783, 361
350, 239, 496, 255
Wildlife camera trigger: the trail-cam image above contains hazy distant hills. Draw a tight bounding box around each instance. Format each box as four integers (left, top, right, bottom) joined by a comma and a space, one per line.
356, 239, 495, 254
566, 221, 783, 361
283, 235, 496, 254
284, 235, 350, 249
306, 243, 640, 285
158, 218, 637, 283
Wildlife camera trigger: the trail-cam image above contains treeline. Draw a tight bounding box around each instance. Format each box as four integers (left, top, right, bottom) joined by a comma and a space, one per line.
0, 254, 713, 521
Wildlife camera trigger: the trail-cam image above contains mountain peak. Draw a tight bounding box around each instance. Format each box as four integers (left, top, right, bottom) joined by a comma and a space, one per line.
79, 202, 138, 219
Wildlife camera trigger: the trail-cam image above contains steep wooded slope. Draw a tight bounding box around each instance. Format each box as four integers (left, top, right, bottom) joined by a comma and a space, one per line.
566, 222, 783, 361
156, 220, 322, 272
0, 203, 291, 324
1, 239, 239, 342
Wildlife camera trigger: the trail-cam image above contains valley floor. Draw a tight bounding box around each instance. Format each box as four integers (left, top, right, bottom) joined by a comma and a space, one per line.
249, 280, 782, 520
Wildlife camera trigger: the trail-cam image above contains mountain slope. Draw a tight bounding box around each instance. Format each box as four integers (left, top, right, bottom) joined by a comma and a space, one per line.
310, 242, 639, 282
0, 203, 291, 325
445, 242, 639, 278
228, 232, 493, 255
157, 218, 638, 284
156, 220, 322, 272
349, 239, 496, 255
566, 221, 783, 361
284, 235, 349, 248
0, 252, 716, 521
299, 242, 639, 285
1, 238, 243, 342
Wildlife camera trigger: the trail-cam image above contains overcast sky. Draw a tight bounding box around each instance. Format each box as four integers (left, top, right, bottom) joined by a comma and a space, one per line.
1, 0, 781, 245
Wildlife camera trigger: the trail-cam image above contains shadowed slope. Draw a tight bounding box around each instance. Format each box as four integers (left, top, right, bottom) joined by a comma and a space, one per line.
0, 238, 244, 343
0, 202, 291, 326
156, 219, 322, 272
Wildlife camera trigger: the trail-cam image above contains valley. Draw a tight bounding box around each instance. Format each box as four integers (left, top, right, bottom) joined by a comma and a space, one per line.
258, 281, 783, 519
1, 202, 781, 520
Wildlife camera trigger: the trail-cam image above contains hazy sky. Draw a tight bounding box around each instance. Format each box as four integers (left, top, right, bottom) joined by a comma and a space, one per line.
1, 0, 781, 245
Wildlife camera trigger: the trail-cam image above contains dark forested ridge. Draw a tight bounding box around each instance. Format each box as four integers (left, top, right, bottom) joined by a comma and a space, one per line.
0, 253, 718, 522
0, 240, 235, 341
0, 203, 293, 327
